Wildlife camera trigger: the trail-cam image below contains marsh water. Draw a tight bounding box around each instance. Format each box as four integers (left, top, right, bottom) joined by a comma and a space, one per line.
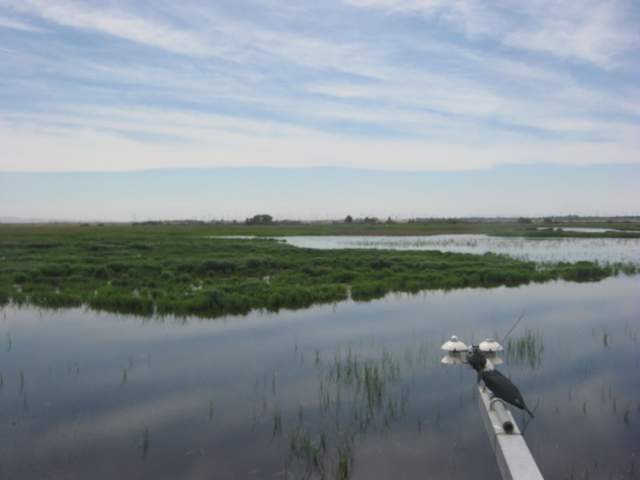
281, 235, 640, 264
1, 275, 639, 479
537, 227, 640, 234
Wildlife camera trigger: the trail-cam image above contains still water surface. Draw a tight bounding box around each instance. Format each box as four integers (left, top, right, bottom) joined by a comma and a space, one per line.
537, 227, 640, 234
1, 275, 639, 479
281, 235, 640, 264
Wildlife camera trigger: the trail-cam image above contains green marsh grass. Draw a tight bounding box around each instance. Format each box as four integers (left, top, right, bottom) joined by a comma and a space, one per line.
506, 330, 544, 370
0, 224, 636, 318
268, 345, 410, 479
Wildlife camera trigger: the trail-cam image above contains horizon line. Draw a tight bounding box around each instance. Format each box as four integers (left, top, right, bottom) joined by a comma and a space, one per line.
2, 162, 640, 175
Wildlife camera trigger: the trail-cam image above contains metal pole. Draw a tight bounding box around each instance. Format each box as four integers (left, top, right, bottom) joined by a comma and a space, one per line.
478, 385, 544, 480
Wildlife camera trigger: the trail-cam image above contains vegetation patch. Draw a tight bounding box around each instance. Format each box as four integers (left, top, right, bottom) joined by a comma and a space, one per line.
0, 224, 636, 318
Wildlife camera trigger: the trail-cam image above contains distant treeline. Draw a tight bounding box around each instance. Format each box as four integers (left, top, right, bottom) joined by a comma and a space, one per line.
129, 214, 640, 227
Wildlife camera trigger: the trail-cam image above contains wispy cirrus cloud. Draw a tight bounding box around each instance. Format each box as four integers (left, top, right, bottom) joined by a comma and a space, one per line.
344, 0, 640, 69
0, 0, 208, 54
503, 1, 639, 69
0, 0, 638, 174
0, 13, 43, 32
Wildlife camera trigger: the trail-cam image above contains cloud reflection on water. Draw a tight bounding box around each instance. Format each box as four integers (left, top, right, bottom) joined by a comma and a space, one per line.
0, 275, 638, 479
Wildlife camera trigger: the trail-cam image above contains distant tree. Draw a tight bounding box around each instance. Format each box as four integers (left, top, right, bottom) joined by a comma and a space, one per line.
385, 216, 395, 224
246, 214, 274, 225
344, 215, 353, 224
543, 217, 554, 224
363, 216, 379, 224
517, 217, 532, 224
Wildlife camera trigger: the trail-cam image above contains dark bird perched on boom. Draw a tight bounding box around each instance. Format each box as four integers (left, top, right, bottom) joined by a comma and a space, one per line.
467, 345, 488, 372
480, 369, 534, 418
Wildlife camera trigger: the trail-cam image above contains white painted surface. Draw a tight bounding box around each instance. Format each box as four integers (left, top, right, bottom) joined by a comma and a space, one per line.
478, 386, 544, 480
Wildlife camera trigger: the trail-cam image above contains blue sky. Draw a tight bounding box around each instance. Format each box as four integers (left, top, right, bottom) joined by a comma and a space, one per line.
0, 1, 638, 218
2, 165, 639, 220
1, 0, 639, 172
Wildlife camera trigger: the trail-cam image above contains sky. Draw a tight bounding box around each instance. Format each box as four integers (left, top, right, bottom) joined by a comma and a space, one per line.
1, 165, 638, 221
0, 0, 639, 218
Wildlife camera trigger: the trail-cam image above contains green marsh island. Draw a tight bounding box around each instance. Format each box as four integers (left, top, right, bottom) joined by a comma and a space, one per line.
1, 221, 637, 318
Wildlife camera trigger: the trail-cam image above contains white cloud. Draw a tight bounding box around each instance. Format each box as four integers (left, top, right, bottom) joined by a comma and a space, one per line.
0, 0, 638, 174
0, 0, 208, 55
504, 1, 638, 69
344, 0, 639, 68
169, 3, 390, 80
0, 14, 43, 32
345, 0, 515, 37
1, 108, 638, 173
0, 0, 385, 78
36, 391, 211, 453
